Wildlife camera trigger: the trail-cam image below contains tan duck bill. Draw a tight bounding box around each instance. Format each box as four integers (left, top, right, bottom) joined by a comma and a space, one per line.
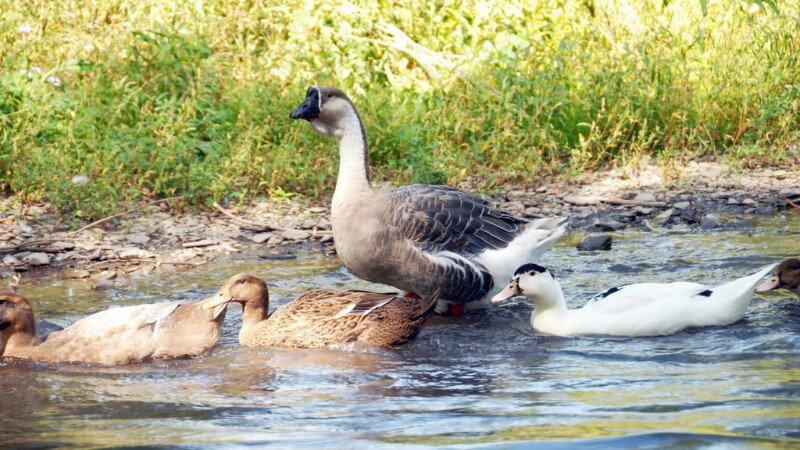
491, 279, 521, 304
756, 258, 800, 293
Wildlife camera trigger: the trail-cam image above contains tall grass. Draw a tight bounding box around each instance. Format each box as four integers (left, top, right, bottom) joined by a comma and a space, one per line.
0, 0, 798, 218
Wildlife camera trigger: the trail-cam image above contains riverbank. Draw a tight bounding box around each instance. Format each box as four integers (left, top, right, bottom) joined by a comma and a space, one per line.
1, 161, 798, 288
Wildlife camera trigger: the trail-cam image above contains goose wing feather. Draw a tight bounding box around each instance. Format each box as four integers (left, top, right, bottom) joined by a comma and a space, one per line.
386, 184, 528, 255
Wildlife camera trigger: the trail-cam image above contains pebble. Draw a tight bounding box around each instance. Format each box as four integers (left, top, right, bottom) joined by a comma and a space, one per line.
577, 234, 612, 251
673, 201, 691, 210
128, 234, 150, 245
252, 232, 274, 244
635, 193, 657, 202
25, 252, 50, 266
307, 206, 328, 213
281, 229, 310, 240
118, 248, 153, 259
182, 239, 217, 249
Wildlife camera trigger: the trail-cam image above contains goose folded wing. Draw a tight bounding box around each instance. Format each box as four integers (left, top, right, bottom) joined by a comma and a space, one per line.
385, 184, 528, 255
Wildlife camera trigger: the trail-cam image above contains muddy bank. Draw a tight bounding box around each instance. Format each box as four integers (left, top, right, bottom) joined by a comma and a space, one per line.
1, 161, 798, 286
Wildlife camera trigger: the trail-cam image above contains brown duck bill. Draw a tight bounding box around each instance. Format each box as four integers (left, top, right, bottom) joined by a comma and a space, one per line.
756, 276, 783, 293
289, 86, 321, 120
491, 280, 521, 304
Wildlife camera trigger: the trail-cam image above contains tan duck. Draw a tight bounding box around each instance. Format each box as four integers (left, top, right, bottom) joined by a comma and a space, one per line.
757, 258, 800, 297
0, 292, 227, 365
202, 274, 437, 349
289, 86, 565, 314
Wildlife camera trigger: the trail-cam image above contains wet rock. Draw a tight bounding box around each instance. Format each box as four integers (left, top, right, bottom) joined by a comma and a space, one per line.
727, 219, 755, 229
750, 206, 774, 217
652, 209, 674, 225
98, 270, 117, 280
92, 278, 113, 290
25, 252, 50, 266
252, 232, 274, 244
587, 219, 625, 232
577, 234, 612, 251
128, 234, 150, 245
259, 250, 297, 260
700, 215, 719, 230
64, 269, 91, 279
281, 229, 310, 240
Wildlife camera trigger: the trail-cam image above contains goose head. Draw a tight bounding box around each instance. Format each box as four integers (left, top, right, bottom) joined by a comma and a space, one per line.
203, 274, 270, 311
289, 86, 360, 138
756, 258, 800, 295
491, 264, 564, 310
0, 292, 37, 354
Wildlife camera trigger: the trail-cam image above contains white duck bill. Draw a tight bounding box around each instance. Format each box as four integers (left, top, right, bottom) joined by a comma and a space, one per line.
491, 281, 520, 304
756, 276, 782, 292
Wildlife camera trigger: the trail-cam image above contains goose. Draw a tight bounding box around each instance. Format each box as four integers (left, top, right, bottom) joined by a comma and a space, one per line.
202, 273, 437, 349
756, 258, 800, 297
490, 263, 776, 337
289, 86, 566, 314
0, 292, 227, 365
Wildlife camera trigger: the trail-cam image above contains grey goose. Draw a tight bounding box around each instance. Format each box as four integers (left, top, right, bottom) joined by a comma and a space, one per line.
289, 86, 566, 314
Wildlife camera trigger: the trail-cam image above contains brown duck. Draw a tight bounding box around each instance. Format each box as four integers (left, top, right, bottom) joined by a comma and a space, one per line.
757, 258, 800, 297
0, 292, 227, 365
202, 274, 438, 349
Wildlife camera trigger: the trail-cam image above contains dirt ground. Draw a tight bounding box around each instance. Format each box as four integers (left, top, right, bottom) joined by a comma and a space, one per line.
1, 161, 798, 289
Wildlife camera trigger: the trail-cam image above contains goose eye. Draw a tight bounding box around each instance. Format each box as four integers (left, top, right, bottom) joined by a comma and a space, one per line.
327, 93, 333, 98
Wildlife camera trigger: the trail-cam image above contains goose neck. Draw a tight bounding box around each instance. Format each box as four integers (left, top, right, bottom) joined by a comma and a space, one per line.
333, 112, 372, 198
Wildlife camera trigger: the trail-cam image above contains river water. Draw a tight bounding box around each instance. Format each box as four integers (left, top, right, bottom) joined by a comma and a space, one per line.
2, 212, 799, 447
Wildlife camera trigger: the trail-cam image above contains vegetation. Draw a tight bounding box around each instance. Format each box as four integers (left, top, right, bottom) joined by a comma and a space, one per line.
0, 0, 798, 218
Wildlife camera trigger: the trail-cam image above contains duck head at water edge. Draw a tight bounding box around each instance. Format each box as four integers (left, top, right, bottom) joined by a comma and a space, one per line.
203, 274, 271, 325
756, 258, 800, 296
0, 292, 37, 355
491, 263, 566, 312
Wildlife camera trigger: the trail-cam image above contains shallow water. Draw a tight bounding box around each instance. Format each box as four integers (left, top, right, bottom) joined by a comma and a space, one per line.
2, 212, 799, 447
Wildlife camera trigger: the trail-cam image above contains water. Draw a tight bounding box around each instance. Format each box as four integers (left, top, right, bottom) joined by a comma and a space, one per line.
2, 212, 799, 447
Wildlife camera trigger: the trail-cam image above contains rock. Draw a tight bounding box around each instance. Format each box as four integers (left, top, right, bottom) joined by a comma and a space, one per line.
300, 219, 318, 229
741, 198, 756, 206
577, 234, 612, 251
587, 219, 624, 232
751, 206, 773, 217
727, 219, 755, 229
727, 197, 738, 205
320, 235, 334, 244
92, 278, 113, 290
700, 215, 719, 230
182, 239, 217, 249
563, 195, 600, 206
25, 252, 50, 266
16, 222, 33, 235
252, 232, 274, 244
634, 193, 657, 203
673, 201, 691, 210
64, 269, 91, 279
52, 241, 75, 251
86, 249, 103, 261
70, 174, 90, 185
267, 235, 285, 245
97, 269, 117, 280
634, 206, 653, 215
2, 255, 22, 267
127, 234, 150, 245
307, 206, 327, 213
118, 248, 153, 259
652, 209, 674, 225
281, 229, 310, 240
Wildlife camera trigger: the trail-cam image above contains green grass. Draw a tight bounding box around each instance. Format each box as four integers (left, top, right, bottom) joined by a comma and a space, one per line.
0, 0, 798, 218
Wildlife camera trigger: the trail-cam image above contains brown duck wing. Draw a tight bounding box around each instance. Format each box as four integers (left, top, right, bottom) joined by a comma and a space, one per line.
258, 291, 435, 349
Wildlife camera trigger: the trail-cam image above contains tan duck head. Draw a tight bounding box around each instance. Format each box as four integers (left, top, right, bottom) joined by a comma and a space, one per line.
757, 258, 800, 296
0, 292, 38, 355
204, 273, 438, 349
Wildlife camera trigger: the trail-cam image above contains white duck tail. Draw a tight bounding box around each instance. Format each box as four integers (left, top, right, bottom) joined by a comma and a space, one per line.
693, 263, 777, 326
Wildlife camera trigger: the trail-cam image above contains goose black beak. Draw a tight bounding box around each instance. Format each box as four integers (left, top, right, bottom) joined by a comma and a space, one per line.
289, 86, 321, 120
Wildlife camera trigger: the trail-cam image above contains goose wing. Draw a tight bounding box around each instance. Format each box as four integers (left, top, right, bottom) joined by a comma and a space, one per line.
385, 184, 528, 255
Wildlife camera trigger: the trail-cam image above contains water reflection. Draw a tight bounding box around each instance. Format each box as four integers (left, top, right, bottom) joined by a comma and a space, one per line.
2, 212, 799, 446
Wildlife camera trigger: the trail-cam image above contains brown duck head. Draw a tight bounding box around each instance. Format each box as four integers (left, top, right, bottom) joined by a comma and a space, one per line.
0, 292, 38, 355
757, 258, 800, 295
203, 274, 270, 320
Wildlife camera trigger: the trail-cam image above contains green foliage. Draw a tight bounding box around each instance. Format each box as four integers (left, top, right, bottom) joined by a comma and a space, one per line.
0, 0, 797, 218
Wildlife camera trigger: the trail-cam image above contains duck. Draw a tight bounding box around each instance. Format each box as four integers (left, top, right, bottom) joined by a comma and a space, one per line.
490, 263, 776, 337
756, 258, 800, 297
0, 292, 227, 365
289, 86, 565, 314
202, 273, 437, 349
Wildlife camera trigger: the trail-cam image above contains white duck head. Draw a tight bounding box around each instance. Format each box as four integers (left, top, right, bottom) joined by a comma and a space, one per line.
491, 263, 566, 313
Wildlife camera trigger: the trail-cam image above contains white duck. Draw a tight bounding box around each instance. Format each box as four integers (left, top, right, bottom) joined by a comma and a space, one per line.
491, 263, 776, 337
289, 86, 565, 314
